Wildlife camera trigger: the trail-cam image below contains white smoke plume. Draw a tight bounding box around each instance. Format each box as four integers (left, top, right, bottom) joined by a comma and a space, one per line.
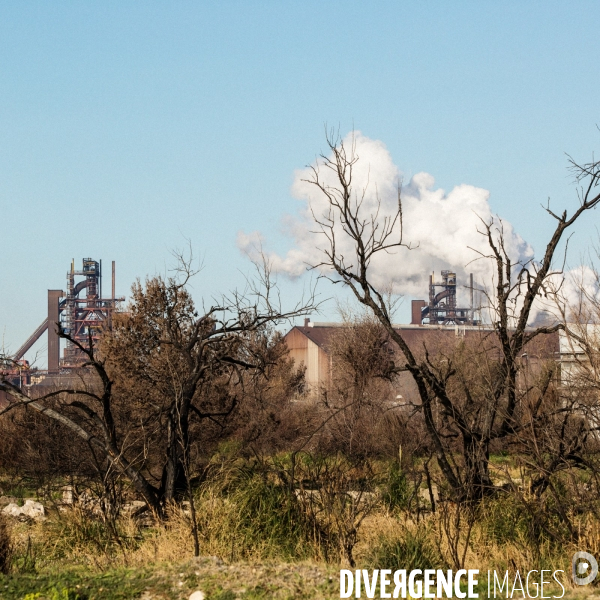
239, 132, 535, 307
540, 265, 600, 323
238, 131, 593, 322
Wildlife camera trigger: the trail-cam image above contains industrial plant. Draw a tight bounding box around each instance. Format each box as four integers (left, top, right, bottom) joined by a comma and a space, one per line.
411, 270, 478, 326
3, 258, 123, 383
3, 267, 477, 389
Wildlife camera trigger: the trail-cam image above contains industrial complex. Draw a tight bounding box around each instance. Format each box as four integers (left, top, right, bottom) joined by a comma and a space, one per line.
1, 258, 123, 386
2, 265, 560, 399
411, 270, 477, 326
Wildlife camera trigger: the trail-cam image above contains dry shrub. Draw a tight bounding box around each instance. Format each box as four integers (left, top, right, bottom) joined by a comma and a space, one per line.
0, 403, 94, 489
128, 505, 197, 565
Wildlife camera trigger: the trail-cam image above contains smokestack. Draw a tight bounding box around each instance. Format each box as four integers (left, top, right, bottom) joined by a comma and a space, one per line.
47, 290, 63, 372
411, 300, 426, 325
112, 261, 115, 302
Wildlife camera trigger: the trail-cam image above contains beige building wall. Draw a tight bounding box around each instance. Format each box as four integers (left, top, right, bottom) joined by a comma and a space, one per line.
285, 328, 308, 370
284, 327, 330, 394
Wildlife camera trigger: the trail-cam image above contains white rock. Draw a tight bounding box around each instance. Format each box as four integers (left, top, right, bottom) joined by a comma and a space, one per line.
189, 592, 205, 600
2, 503, 22, 518
2, 499, 45, 520
22, 499, 45, 519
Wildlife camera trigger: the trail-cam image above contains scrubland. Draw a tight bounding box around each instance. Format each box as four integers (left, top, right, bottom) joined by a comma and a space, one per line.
1, 448, 599, 599
2, 247, 600, 599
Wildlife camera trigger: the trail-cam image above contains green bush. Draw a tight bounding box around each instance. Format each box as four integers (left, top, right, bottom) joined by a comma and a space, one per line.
365, 530, 445, 572
195, 460, 326, 561
478, 494, 528, 545
222, 469, 315, 560
478, 492, 567, 549
382, 461, 409, 511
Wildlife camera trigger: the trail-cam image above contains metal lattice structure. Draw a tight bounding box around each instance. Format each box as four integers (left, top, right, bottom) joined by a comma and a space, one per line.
62, 258, 122, 366
12, 258, 124, 371
418, 271, 477, 325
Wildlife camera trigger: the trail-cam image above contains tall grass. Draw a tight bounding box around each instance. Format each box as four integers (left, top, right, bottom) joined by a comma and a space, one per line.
193, 464, 320, 561
365, 528, 446, 572
2, 455, 597, 582
45, 507, 142, 563
382, 460, 410, 512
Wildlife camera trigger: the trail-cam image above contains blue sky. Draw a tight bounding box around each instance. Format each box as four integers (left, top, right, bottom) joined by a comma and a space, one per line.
1, 2, 599, 365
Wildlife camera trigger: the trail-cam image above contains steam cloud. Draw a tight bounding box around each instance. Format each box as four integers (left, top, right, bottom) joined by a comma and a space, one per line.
238, 132, 597, 318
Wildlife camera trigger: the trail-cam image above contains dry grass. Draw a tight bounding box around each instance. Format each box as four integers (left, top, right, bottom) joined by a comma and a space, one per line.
7, 483, 594, 573
2, 459, 599, 598
2, 496, 596, 599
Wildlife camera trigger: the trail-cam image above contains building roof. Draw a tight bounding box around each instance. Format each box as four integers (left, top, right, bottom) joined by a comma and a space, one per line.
290, 325, 336, 349
285, 322, 560, 356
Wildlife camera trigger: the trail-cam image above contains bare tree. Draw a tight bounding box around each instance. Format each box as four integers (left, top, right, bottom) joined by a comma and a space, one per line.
0, 253, 317, 520
318, 310, 403, 457
306, 130, 600, 500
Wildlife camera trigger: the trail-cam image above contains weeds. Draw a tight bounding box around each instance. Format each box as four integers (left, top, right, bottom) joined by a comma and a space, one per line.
44, 507, 142, 565
23, 589, 83, 600
12, 535, 36, 574
0, 454, 596, 599
197, 464, 316, 561
436, 500, 476, 570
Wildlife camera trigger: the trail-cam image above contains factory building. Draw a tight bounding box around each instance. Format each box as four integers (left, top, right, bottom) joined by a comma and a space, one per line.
284, 272, 558, 396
